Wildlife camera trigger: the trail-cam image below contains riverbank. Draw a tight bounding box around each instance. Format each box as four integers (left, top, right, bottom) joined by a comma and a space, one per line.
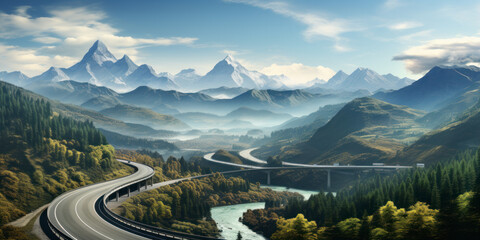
210, 185, 320, 240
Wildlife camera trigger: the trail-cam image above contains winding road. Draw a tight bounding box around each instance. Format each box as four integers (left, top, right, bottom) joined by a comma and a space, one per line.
47, 160, 153, 240
208, 148, 413, 170
44, 148, 413, 240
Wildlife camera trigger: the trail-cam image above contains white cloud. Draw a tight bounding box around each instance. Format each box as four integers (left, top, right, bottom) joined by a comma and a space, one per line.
393, 36, 480, 73
225, 0, 350, 49
0, 43, 79, 76
261, 63, 335, 86
389, 21, 423, 30
222, 49, 239, 56
383, 0, 401, 10
33, 36, 62, 44
0, 6, 198, 75
334, 43, 351, 52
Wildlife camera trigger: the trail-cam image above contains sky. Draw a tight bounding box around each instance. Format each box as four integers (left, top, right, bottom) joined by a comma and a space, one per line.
1, 0, 480, 86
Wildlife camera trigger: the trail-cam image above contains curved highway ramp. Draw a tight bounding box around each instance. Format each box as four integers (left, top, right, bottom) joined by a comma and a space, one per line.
43, 160, 220, 240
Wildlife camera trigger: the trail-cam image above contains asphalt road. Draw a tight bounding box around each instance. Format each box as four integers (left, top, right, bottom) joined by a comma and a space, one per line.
47, 160, 154, 240
208, 148, 413, 170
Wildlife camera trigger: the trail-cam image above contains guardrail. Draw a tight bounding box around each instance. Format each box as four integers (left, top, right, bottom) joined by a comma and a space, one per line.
40, 208, 72, 240
98, 161, 221, 240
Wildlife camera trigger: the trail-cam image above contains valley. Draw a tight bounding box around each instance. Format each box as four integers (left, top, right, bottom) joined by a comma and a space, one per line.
1, 2, 480, 239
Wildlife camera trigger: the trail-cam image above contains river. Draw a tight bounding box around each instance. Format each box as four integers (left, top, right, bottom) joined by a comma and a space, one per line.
210, 185, 320, 240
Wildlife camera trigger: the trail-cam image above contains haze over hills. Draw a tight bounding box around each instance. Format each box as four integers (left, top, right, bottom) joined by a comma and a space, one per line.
99, 104, 190, 131
394, 99, 480, 164
29, 80, 119, 105
271, 97, 428, 164
374, 65, 480, 111
199, 86, 249, 99
174, 107, 292, 129
0, 81, 177, 139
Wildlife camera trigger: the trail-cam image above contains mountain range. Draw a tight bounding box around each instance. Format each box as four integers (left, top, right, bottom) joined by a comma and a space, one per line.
374, 65, 480, 111
270, 97, 428, 164
0, 40, 415, 95
312, 68, 414, 92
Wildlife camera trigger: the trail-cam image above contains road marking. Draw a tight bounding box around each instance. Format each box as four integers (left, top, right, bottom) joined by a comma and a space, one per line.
75, 193, 114, 240
53, 191, 79, 240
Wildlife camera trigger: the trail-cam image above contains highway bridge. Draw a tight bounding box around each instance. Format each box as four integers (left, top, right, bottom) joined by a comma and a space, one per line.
205, 148, 414, 186
42, 150, 414, 240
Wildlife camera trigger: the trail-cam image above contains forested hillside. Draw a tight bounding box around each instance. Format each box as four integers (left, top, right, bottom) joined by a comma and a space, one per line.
243, 149, 480, 239
0, 84, 130, 226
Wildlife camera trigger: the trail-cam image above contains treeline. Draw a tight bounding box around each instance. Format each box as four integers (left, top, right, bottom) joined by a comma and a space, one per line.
0, 86, 106, 153
116, 149, 206, 181
284, 150, 478, 226
119, 168, 301, 237
271, 190, 479, 240
100, 129, 178, 151
0, 84, 128, 227
242, 149, 480, 239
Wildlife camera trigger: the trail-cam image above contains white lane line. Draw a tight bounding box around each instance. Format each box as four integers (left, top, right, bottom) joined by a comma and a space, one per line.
75, 193, 114, 240
239, 148, 267, 164
53, 191, 79, 240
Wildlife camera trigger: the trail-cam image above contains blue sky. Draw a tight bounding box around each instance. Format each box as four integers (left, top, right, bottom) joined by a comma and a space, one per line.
1, 0, 480, 85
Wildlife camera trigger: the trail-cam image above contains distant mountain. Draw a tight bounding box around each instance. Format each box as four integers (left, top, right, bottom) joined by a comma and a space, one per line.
225, 107, 293, 126
316, 70, 349, 89
118, 86, 215, 111
174, 112, 256, 129
306, 68, 412, 92
374, 65, 480, 111
227, 89, 316, 107
174, 68, 202, 91
0, 80, 177, 139
81, 95, 124, 111
110, 55, 139, 77
253, 103, 346, 159
338, 68, 412, 92
417, 81, 480, 128
100, 104, 190, 131
199, 86, 249, 99
63, 40, 122, 89
29, 80, 119, 105
11, 40, 179, 92
272, 97, 427, 164
278, 103, 346, 130
125, 64, 178, 90
29, 67, 70, 84
199, 55, 285, 90
382, 73, 415, 89
0, 70, 29, 86
395, 99, 480, 164
99, 128, 178, 151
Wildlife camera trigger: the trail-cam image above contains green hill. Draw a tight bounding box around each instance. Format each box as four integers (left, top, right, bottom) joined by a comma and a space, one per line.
100, 104, 190, 131
0, 82, 130, 226
0, 81, 175, 139
211, 150, 243, 164
395, 99, 480, 164
274, 97, 428, 164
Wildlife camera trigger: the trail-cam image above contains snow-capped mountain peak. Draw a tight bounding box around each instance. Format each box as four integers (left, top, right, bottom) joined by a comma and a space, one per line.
136, 64, 158, 77
80, 40, 117, 66
31, 67, 69, 83
112, 55, 138, 77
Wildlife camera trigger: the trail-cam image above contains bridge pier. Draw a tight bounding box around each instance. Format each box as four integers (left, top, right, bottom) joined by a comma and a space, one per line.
144, 180, 148, 190
265, 171, 271, 185
327, 169, 331, 189
127, 187, 130, 197
150, 177, 153, 186
137, 182, 141, 192
116, 191, 119, 202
